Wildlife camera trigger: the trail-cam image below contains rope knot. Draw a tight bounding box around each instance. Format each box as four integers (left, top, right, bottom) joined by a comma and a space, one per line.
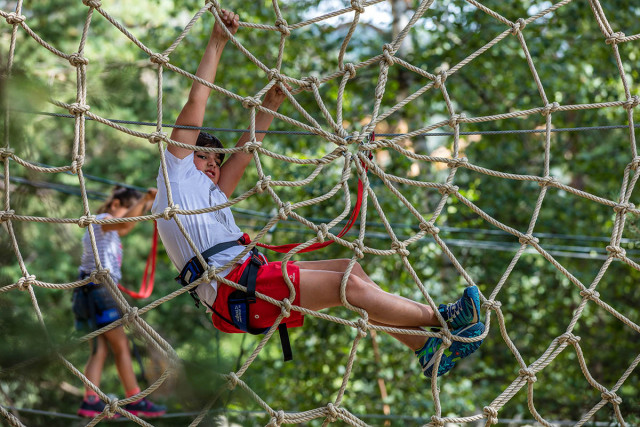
483, 299, 502, 311
518, 233, 539, 246
0, 210, 15, 222
68, 52, 89, 67
430, 415, 445, 426
350, 0, 365, 13
77, 215, 96, 228
559, 332, 580, 345
356, 318, 368, 337
301, 76, 320, 90
440, 332, 452, 348
483, 406, 499, 424
518, 367, 538, 383
448, 114, 466, 128
352, 240, 365, 259
149, 53, 169, 65
70, 155, 85, 174
580, 289, 600, 300
256, 176, 271, 193
274, 19, 290, 36
433, 71, 448, 89
162, 205, 179, 220
17, 275, 36, 291
268, 409, 286, 426
225, 372, 239, 390
280, 298, 291, 318
438, 184, 459, 195
242, 96, 261, 109
606, 245, 626, 259
278, 202, 292, 220
613, 202, 635, 214
382, 44, 395, 66
326, 403, 339, 421
6, 13, 26, 25
419, 222, 440, 236
623, 95, 640, 110
511, 18, 527, 34
242, 140, 262, 154
89, 269, 110, 283
0, 147, 14, 160
148, 131, 167, 145
123, 307, 139, 324
391, 241, 410, 257
630, 156, 640, 170
82, 0, 102, 8
541, 102, 560, 116
602, 391, 623, 405
316, 223, 328, 243
606, 31, 626, 45
68, 103, 90, 115
538, 176, 558, 188
448, 156, 467, 168
342, 63, 357, 79
267, 68, 283, 82
105, 397, 119, 418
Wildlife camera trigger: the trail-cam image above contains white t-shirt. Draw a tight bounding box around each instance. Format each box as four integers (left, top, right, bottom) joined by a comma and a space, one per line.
152, 150, 249, 308
79, 213, 123, 282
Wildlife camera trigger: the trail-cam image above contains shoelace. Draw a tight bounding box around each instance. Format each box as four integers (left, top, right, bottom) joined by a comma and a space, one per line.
444, 300, 463, 320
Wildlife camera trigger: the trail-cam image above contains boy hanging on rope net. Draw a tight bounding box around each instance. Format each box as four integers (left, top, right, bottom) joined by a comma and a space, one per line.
73, 186, 166, 418
152, 8, 485, 378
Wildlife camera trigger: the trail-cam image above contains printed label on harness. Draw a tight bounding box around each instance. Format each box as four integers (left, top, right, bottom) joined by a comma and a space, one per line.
230, 300, 249, 331
233, 304, 243, 324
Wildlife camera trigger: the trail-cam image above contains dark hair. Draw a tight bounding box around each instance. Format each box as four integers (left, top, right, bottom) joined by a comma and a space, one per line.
196, 131, 225, 163
97, 186, 143, 214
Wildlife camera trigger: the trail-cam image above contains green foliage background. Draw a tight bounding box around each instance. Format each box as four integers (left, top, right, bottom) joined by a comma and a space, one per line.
1, 0, 639, 425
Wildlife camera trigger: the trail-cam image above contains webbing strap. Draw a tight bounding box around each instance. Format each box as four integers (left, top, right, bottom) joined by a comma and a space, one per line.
118, 221, 158, 299
201, 240, 243, 260
278, 324, 292, 361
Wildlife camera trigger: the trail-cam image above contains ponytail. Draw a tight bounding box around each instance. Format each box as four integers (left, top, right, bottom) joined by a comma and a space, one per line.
97, 186, 143, 214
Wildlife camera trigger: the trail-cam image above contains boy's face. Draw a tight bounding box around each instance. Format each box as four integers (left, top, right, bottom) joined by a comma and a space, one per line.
194, 151, 223, 184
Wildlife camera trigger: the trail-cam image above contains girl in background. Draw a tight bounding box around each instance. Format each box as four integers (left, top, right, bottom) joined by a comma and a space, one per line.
73, 186, 166, 418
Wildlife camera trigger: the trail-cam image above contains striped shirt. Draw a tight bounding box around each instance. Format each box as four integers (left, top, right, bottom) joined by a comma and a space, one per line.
79, 213, 123, 282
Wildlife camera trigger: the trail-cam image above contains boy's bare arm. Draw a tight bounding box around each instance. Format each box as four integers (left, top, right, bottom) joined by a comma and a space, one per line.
169, 9, 239, 159
218, 84, 288, 198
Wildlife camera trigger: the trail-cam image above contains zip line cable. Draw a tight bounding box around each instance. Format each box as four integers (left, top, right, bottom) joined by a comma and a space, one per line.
16, 109, 640, 137
6, 172, 640, 261
8, 161, 640, 245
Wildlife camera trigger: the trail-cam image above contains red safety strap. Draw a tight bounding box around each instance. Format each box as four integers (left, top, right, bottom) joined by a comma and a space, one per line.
249, 133, 373, 254
118, 221, 158, 299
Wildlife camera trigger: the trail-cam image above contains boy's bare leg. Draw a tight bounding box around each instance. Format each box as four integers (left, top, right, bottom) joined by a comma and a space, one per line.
298, 268, 439, 350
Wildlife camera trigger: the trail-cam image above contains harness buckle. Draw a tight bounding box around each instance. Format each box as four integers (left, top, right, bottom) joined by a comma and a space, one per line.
175, 257, 205, 308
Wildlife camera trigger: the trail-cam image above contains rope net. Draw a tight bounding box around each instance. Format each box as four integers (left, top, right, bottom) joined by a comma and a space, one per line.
1, 0, 639, 425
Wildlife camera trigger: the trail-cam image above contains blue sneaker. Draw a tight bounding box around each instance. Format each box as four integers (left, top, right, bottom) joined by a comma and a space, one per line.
438, 286, 481, 329
124, 398, 166, 418
416, 322, 485, 377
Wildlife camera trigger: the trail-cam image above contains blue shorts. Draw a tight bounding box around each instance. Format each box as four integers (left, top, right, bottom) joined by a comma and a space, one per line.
72, 283, 122, 331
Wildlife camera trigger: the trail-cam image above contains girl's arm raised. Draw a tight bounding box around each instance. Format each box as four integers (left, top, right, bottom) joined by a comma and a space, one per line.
169, 9, 239, 159
218, 84, 288, 198
102, 189, 157, 236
